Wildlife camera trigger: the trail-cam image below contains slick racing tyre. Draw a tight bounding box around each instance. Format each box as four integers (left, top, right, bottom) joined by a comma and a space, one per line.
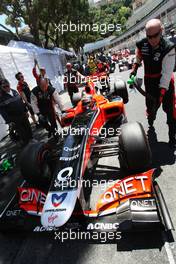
114, 79, 128, 104
19, 142, 53, 188
119, 122, 152, 173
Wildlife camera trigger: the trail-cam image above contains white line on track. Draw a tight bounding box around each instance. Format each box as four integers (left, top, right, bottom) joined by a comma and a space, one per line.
162, 231, 176, 264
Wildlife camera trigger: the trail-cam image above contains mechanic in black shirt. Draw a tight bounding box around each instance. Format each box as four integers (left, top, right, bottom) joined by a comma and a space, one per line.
15, 72, 38, 127
64, 63, 83, 106
31, 78, 62, 138
0, 79, 32, 145
130, 19, 176, 148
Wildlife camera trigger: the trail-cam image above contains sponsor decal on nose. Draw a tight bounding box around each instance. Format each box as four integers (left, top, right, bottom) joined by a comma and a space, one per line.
51, 193, 67, 207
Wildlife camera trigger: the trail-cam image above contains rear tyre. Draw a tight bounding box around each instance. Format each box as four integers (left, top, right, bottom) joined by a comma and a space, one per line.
119, 122, 152, 174
114, 79, 129, 104
19, 142, 53, 188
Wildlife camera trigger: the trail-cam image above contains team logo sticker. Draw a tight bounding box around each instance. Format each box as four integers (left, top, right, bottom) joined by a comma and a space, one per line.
154, 57, 159, 61
154, 52, 160, 61
154, 52, 160, 57
51, 193, 67, 207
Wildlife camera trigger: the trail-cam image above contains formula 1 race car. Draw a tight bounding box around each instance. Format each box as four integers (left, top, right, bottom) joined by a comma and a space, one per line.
118, 57, 134, 72
0, 79, 173, 235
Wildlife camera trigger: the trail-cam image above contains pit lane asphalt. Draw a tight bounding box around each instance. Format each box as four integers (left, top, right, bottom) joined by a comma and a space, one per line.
0, 66, 175, 264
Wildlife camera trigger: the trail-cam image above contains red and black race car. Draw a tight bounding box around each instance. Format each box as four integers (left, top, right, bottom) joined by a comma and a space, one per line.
0, 79, 173, 235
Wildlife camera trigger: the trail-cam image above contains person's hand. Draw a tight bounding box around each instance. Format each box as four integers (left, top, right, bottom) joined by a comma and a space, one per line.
129, 69, 137, 79
159, 88, 166, 104
129, 62, 139, 78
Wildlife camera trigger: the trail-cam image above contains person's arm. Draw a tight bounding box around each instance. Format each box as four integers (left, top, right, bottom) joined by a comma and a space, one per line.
130, 47, 143, 77
20, 91, 30, 105
159, 48, 175, 90
32, 65, 39, 81
17, 83, 31, 106
30, 92, 40, 114
159, 48, 175, 103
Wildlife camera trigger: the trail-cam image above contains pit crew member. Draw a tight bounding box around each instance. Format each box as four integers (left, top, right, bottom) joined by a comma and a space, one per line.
15, 72, 38, 127
0, 79, 32, 145
130, 18, 176, 148
31, 78, 62, 138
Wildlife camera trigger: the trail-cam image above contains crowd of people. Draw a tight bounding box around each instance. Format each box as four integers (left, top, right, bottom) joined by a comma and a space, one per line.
76, 51, 112, 76
0, 51, 113, 147
0, 18, 176, 149
111, 48, 131, 62
0, 60, 63, 146
64, 51, 113, 104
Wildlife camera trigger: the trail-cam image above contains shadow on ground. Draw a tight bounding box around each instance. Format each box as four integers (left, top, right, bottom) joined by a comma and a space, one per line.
147, 127, 176, 167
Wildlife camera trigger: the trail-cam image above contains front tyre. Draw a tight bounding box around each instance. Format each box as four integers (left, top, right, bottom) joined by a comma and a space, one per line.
114, 79, 128, 104
119, 122, 152, 174
19, 142, 53, 188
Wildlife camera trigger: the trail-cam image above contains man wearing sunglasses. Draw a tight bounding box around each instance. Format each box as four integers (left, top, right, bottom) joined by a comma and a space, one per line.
0, 79, 32, 145
15, 72, 38, 127
130, 18, 176, 148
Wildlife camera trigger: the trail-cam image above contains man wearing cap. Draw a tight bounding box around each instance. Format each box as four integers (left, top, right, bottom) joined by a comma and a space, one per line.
0, 79, 32, 145
15, 72, 38, 127
32, 59, 46, 85
130, 19, 176, 148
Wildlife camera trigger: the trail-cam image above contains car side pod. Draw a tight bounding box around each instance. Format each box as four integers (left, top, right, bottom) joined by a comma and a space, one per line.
41, 190, 78, 228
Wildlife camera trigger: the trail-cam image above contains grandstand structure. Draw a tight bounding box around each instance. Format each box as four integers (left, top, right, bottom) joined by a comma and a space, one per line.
84, 0, 176, 53
110, 0, 176, 51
